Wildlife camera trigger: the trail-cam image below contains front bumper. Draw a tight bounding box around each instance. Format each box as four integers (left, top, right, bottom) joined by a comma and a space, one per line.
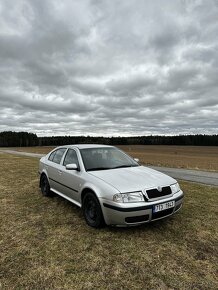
100, 190, 184, 226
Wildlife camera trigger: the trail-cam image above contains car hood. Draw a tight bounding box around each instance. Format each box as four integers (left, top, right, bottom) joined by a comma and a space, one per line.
89, 166, 176, 193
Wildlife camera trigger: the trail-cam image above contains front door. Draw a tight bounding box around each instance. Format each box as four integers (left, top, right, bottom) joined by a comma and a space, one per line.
58, 149, 82, 204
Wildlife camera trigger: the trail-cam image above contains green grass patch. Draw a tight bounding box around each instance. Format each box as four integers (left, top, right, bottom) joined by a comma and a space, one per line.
0, 153, 218, 289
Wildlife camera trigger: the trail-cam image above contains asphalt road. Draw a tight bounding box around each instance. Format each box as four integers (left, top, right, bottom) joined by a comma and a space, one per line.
1, 149, 218, 186
0, 149, 44, 158
149, 166, 218, 186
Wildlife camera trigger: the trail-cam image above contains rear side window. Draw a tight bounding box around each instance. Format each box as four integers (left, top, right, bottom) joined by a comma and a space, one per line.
48, 148, 66, 164
48, 151, 56, 161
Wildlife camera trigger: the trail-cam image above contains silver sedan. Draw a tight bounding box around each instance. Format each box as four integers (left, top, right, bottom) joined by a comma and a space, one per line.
39, 144, 184, 227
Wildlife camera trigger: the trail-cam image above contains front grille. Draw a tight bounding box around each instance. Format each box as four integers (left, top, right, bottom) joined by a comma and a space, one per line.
125, 215, 149, 223
152, 208, 174, 220
146, 186, 172, 199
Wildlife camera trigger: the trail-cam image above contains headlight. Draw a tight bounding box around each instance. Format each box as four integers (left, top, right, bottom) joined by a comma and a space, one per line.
113, 192, 144, 203
171, 183, 180, 194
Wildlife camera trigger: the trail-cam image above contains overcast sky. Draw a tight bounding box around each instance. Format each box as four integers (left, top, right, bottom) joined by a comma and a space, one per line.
0, 0, 218, 136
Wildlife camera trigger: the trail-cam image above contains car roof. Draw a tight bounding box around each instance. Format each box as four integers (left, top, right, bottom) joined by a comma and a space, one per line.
61, 144, 114, 150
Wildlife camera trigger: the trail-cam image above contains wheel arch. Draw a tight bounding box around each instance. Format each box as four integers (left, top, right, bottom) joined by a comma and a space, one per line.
39, 170, 50, 187
81, 187, 97, 205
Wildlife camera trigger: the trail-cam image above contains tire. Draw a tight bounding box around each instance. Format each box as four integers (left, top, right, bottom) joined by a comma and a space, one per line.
83, 192, 105, 228
40, 174, 52, 197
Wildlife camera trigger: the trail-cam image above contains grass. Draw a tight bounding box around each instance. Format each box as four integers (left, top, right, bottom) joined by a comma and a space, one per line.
119, 145, 218, 172
0, 153, 218, 289
6, 145, 218, 171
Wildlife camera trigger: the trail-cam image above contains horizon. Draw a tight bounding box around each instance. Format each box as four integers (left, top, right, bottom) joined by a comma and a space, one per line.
1, 130, 217, 138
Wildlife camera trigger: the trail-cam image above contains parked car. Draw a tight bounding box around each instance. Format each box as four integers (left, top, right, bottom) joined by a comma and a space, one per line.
39, 145, 184, 227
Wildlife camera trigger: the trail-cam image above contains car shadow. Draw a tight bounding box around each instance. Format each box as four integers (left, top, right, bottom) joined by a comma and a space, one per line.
42, 190, 181, 234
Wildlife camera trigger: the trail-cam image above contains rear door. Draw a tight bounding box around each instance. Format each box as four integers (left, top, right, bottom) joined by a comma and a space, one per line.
46, 148, 67, 192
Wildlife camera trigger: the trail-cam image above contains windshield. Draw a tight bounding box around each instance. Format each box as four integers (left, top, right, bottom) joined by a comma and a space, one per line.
80, 147, 139, 171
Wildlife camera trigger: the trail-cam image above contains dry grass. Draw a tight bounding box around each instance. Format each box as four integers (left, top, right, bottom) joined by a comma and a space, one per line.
119, 145, 218, 172
7, 145, 218, 171
0, 153, 218, 289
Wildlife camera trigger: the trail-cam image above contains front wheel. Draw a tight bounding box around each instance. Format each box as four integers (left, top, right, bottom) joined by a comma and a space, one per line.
83, 192, 105, 228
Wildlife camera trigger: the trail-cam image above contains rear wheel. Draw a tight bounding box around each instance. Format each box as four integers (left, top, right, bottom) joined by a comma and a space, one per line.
83, 192, 105, 228
40, 174, 51, 197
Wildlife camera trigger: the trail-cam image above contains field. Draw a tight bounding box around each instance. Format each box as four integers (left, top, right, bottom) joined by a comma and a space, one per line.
120, 145, 218, 172
8, 145, 218, 171
0, 152, 218, 290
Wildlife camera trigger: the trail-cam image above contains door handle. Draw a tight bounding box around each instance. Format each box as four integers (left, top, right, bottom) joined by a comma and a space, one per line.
58, 170, 62, 175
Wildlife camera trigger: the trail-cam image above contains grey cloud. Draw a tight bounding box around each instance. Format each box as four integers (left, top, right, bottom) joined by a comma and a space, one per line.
0, 0, 217, 136
107, 73, 156, 96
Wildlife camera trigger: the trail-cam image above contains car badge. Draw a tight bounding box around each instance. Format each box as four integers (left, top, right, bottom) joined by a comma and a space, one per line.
157, 186, 162, 192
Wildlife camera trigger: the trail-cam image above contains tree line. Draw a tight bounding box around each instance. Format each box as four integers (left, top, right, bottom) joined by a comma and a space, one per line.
0, 131, 38, 147
0, 131, 218, 147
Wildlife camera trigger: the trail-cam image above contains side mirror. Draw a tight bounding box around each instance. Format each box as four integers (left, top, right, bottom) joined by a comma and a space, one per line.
65, 163, 78, 170
134, 158, 139, 163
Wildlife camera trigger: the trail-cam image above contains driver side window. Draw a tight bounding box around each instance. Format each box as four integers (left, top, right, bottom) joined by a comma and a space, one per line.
63, 149, 79, 167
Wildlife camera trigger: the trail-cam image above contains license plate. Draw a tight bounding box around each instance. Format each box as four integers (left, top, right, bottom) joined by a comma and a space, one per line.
153, 201, 175, 213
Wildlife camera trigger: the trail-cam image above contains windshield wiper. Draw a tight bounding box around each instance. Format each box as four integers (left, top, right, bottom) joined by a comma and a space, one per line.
112, 164, 139, 169
87, 167, 112, 171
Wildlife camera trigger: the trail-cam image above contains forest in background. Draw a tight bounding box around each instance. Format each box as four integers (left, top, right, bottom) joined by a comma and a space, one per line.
0, 131, 218, 147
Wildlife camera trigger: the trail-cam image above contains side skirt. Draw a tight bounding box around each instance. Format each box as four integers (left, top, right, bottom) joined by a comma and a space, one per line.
50, 188, 82, 208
